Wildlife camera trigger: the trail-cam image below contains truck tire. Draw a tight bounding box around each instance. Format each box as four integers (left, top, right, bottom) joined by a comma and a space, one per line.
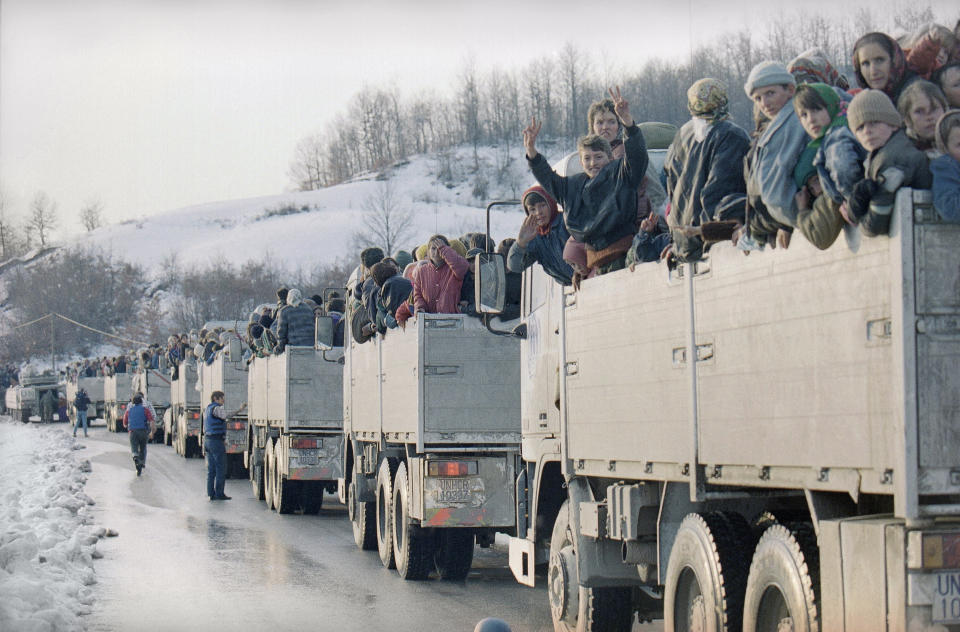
264, 440, 276, 510
548, 499, 632, 632
664, 512, 750, 632
276, 475, 297, 514
391, 462, 433, 580
434, 529, 474, 581
376, 458, 399, 569
349, 480, 376, 550
300, 482, 323, 515
742, 522, 820, 632
250, 447, 266, 501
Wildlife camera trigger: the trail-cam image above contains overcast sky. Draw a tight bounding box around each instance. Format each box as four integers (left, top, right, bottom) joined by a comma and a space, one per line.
1, 0, 956, 233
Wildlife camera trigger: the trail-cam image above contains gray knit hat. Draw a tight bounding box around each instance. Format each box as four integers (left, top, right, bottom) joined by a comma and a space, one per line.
744, 61, 796, 97
847, 89, 902, 132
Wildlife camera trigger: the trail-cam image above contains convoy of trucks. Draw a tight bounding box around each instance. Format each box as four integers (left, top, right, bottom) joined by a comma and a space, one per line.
6, 184, 958, 631
4, 371, 62, 423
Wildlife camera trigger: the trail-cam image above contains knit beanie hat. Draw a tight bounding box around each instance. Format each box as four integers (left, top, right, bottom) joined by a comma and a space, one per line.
744, 61, 796, 97
449, 239, 467, 257
392, 249, 414, 270
847, 89, 901, 132
286, 288, 302, 306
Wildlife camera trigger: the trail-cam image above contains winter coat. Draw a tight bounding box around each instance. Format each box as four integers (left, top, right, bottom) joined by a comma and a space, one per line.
746, 102, 808, 230
931, 154, 960, 222
860, 129, 934, 236
506, 212, 574, 286
74, 391, 90, 411
123, 404, 154, 431
666, 117, 751, 261
815, 125, 867, 203
797, 193, 845, 250
412, 245, 470, 315
381, 276, 413, 317
529, 123, 649, 251
277, 302, 316, 351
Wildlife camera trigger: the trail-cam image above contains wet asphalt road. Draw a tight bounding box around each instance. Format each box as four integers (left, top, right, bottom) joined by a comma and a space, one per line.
77, 422, 662, 632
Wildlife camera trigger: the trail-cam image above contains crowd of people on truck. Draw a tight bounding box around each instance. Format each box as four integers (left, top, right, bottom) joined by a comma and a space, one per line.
509, 23, 960, 290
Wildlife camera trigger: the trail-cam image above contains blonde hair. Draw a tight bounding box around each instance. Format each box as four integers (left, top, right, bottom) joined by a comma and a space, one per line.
897, 80, 947, 130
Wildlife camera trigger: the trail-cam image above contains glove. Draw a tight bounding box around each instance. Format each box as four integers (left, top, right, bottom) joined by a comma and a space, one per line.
847, 178, 879, 220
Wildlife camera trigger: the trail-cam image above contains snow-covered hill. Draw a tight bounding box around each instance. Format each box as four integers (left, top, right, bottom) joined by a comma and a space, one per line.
69, 145, 549, 276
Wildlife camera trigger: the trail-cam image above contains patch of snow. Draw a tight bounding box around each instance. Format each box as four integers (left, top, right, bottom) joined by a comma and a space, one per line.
0, 417, 104, 632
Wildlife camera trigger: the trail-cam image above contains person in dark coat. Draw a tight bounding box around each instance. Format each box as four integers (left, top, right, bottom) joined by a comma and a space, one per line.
664, 78, 751, 262
276, 288, 316, 352
506, 186, 574, 286
523, 86, 648, 273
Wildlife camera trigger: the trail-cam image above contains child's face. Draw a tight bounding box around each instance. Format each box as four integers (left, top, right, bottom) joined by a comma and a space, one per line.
940, 67, 960, 108
947, 127, 960, 163
854, 120, 898, 152
805, 173, 823, 198
858, 43, 892, 91
751, 84, 795, 120
797, 106, 831, 139
907, 94, 944, 142
592, 110, 620, 143
579, 149, 611, 178
525, 200, 553, 228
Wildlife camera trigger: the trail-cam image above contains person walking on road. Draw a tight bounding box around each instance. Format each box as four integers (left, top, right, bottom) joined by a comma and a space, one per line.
123, 394, 155, 476
73, 388, 91, 438
40, 389, 57, 423
204, 390, 246, 500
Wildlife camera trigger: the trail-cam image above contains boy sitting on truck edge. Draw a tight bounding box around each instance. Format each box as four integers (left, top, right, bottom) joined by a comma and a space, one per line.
843, 89, 933, 236
507, 186, 573, 286
411, 235, 469, 316
792, 82, 866, 249
523, 85, 648, 275
741, 61, 808, 250
931, 109, 960, 221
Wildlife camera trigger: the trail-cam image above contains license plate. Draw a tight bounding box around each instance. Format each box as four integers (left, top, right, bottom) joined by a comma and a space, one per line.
933, 571, 960, 623
431, 478, 476, 504
292, 457, 318, 467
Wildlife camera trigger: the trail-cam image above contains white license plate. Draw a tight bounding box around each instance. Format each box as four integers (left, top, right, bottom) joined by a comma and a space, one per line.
933, 571, 960, 623
292, 456, 319, 467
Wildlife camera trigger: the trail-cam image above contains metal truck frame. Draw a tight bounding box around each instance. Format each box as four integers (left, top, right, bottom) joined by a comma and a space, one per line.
5, 373, 62, 423
199, 341, 249, 478
499, 189, 960, 631
169, 361, 203, 457
341, 311, 521, 581
133, 366, 171, 443
66, 376, 106, 420
103, 373, 133, 432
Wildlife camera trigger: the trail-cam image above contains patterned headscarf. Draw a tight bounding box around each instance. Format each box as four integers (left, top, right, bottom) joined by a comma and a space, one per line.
687, 78, 730, 123
789, 48, 850, 90
853, 32, 911, 99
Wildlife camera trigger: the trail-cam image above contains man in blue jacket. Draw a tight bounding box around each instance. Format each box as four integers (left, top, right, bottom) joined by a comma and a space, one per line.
204, 390, 246, 500
73, 388, 91, 438
122, 394, 155, 476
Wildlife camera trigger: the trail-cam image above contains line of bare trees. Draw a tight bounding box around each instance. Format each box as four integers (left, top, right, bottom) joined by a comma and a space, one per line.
0, 189, 104, 264
289, 5, 942, 191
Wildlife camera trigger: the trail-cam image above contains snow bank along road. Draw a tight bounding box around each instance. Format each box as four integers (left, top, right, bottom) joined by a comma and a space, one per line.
0, 417, 106, 632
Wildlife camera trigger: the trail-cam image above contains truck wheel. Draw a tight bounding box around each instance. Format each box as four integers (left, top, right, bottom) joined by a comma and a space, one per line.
376, 458, 399, 569
276, 476, 297, 514
434, 529, 474, 581
742, 523, 820, 632
300, 482, 323, 515
548, 499, 632, 632
664, 512, 750, 632
349, 480, 376, 550
250, 448, 266, 501
392, 462, 433, 580
264, 440, 276, 510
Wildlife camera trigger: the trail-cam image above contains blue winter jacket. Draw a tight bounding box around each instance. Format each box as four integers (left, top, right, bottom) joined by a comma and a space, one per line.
203, 402, 225, 436
506, 215, 574, 286
126, 404, 149, 431
932, 154, 960, 222
814, 126, 866, 204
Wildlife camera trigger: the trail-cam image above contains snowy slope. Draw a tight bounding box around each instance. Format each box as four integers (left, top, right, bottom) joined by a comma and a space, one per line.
71, 145, 545, 276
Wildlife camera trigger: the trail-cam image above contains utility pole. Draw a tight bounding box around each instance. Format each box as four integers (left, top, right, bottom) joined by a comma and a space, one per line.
51, 314, 56, 374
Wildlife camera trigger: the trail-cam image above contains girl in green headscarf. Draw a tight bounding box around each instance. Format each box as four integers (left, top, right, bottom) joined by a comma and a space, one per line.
791, 83, 867, 249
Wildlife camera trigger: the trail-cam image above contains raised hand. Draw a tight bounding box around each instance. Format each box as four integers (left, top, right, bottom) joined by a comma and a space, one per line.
516, 213, 538, 247
608, 86, 634, 127
523, 117, 542, 159
640, 212, 659, 233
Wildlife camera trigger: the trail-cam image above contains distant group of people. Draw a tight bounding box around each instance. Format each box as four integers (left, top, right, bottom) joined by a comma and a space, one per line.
244, 286, 344, 361
346, 230, 523, 345
512, 23, 960, 292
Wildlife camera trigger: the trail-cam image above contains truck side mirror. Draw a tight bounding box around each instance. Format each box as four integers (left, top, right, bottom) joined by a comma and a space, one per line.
315, 316, 335, 351
475, 252, 506, 315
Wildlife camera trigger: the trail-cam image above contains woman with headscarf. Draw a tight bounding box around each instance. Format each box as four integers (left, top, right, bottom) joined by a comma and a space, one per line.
853, 32, 921, 103
662, 78, 751, 263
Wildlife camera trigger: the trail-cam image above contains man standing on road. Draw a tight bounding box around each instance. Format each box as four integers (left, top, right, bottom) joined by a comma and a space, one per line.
122, 394, 155, 476
73, 388, 91, 438
204, 390, 246, 500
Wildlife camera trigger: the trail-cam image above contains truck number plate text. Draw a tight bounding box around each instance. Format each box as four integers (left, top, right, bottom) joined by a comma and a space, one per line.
436, 478, 471, 503
934, 571, 960, 623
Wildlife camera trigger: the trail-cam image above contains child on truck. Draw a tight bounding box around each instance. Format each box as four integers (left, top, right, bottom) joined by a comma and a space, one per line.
523, 86, 648, 274
843, 89, 933, 236
932, 109, 960, 221
792, 82, 866, 249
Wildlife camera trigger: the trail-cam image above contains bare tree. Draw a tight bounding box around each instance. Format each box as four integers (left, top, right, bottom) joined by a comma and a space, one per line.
80, 198, 104, 232
352, 180, 414, 255
0, 188, 19, 261
458, 55, 483, 170
28, 191, 58, 246
289, 133, 326, 191
558, 43, 590, 139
